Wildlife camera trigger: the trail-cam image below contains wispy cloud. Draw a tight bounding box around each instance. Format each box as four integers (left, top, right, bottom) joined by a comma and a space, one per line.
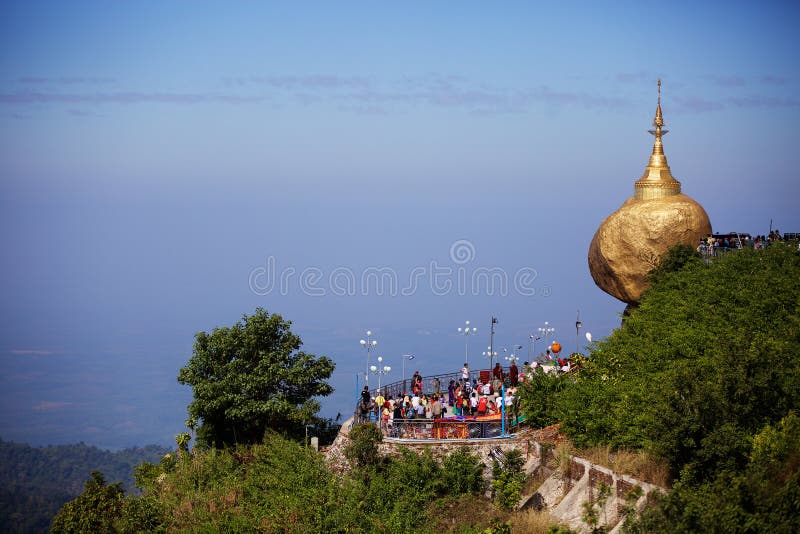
521, 86, 629, 109
0, 91, 267, 105
224, 74, 370, 89
339, 76, 630, 115
9, 349, 54, 355
0, 72, 634, 115
17, 76, 116, 85
673, 96, 724, 113
727, 95, 800, 108
32, 401, 74, 411
68, 108, 103, 117
615, 71, 650, 83
760, 74, 790, 86
708, 74, 747, 87
337, 104, 390, 115
17, 72, 795, 116
670, 93, 799, 114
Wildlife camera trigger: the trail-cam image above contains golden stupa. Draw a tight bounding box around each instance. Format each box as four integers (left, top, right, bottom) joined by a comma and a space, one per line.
588, 81, 712, 304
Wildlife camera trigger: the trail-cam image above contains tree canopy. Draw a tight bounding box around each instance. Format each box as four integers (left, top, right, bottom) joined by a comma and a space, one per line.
52, 434, 500, 533
50, 472, 124, 534
0, 439, 169, 533
517, 243, 800, 531
177, 308, 335, 448
557, 244, 800, 478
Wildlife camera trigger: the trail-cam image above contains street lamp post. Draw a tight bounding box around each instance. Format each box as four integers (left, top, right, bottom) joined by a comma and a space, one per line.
575, 310, 582, 355
528, 334, 541, 361
537, 322, 555, 360
488, 316, 498, 368
503, 345, 523, 365
401, 354, 414, 394
359, 331, 377, 387
370, 356, 391, 391
458, 320, 477, 375
483, 347, 497, 369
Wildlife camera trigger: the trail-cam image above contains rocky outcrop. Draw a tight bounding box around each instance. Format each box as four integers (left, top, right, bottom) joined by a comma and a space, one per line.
325, 421, 664, 532
588, 194, 711, 303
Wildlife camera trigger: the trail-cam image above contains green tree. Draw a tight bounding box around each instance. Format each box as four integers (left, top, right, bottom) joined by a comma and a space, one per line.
517, 368, 573, 429
491, 448, 526, 510
557, 244, 800, 478
115, 495, 165, 534
550, 244, 800, 532
177, 308, 335, 447
50, 471, 124, 534
441, 446, 485, 494
343, 422, 383, 469
646, 243, 702, 285
175, 432, 190, 455
627, 412, 800, 533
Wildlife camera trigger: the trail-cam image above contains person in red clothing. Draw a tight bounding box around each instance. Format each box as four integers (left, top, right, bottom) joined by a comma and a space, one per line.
509, 361, 519, 387
493, 362, 503, 380
477, 395, 488, 415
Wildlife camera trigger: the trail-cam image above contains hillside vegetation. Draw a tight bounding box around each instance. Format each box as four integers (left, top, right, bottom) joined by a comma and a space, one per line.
519, 243, 800, 531
0, 439, 170, 533
50, 431, 558, 533
50, 244, 800, 532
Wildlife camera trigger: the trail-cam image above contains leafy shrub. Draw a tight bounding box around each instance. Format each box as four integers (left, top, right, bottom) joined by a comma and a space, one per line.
343, 422, 383, 469
491, 449, 526, 510
442, 446, 485, 495
115, 495, 165, 533
558, 244, 800, 479
517, 369, 573, 429
50, 471, 124, 534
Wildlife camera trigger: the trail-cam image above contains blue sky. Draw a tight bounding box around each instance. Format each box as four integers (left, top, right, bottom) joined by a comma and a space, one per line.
1, 1, 798, 449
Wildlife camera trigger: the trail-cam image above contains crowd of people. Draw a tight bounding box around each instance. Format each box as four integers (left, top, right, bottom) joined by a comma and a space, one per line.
354, 354, 580, 439
356, 361, 541, 436
698, 230, 796, 256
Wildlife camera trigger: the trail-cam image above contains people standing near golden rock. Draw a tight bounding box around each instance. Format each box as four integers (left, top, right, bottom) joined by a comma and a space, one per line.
588, 81, 712, 304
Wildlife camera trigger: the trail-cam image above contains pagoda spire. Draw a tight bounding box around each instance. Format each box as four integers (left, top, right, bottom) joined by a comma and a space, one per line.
634, 79, 681, 200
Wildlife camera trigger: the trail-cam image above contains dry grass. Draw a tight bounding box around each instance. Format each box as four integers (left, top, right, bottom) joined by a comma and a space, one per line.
426, 494, 506, 532
509, 508, 569, 533
579, 445, 671, 487
552, 442, 575, 478
537, 438, 670, 488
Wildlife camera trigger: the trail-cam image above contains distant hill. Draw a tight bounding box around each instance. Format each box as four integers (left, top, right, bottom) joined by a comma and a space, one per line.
0, 437, 171, 533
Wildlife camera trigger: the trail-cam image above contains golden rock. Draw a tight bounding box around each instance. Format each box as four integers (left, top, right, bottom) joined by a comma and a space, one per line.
588, 81, 712, 304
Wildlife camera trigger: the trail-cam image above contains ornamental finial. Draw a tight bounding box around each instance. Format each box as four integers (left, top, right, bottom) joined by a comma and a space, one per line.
653, 79, 664, 129
635, 80, 680, 200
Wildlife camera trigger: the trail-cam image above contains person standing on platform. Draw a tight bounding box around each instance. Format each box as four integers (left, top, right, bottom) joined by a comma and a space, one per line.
374, 390, 385, 419
509, 361, 519, 387
447, 380, 456, 406
432, 396, 443, 419
493, 362, 503, 381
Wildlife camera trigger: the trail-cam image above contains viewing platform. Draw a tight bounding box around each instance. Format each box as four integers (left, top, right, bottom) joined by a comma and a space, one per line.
351, 364, 566, 442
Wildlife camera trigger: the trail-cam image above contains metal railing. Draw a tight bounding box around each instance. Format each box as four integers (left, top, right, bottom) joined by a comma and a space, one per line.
372, 367, 512, 400
379, 418, 506, 440
353, 367, 528, 440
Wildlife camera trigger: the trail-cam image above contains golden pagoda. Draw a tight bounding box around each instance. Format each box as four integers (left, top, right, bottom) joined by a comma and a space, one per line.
588, 81, 711, 304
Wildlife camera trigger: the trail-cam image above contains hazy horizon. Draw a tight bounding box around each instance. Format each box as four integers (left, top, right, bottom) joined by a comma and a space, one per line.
2, 1, 798, 450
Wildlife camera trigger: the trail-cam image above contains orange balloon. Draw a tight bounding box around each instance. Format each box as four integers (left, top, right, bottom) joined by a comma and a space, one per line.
551, 342, 562, 353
